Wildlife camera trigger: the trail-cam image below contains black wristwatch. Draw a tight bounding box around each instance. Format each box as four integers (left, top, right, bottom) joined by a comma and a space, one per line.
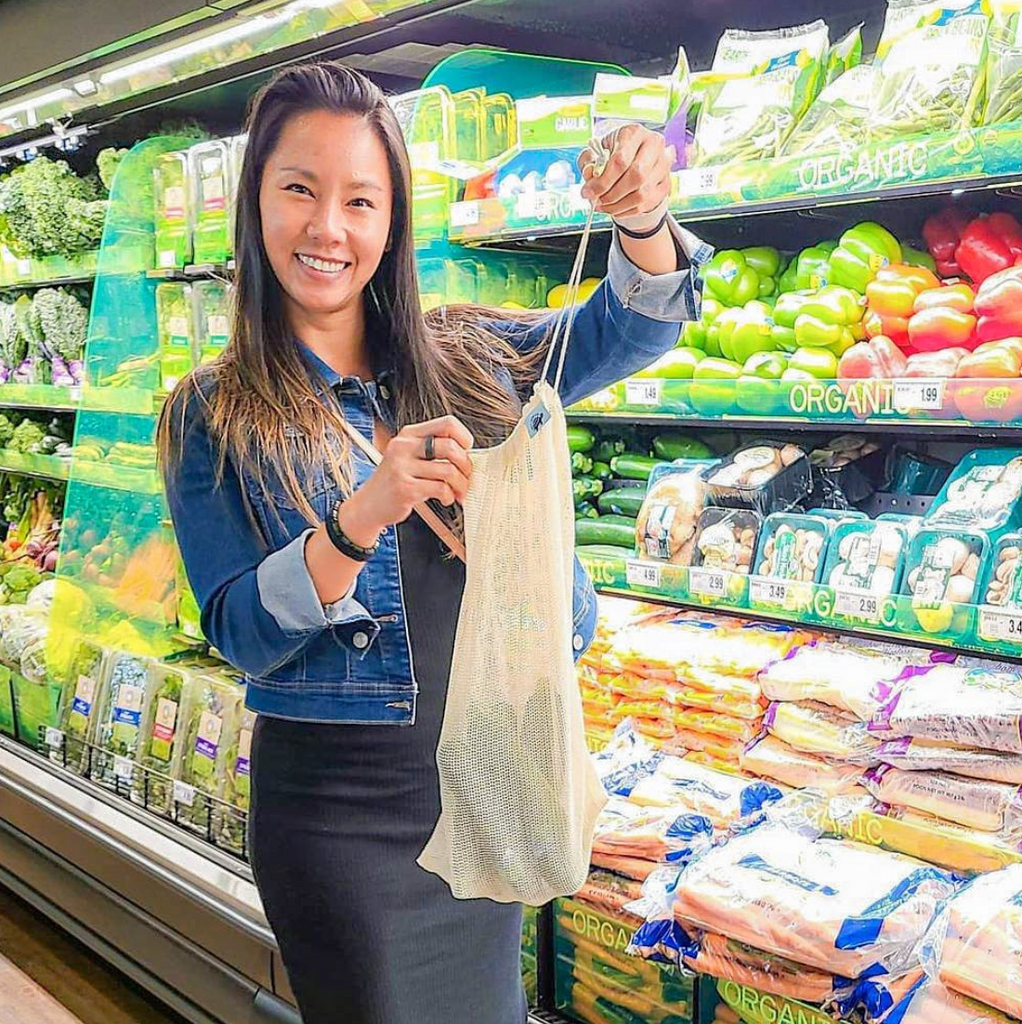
327, 499, 380, 562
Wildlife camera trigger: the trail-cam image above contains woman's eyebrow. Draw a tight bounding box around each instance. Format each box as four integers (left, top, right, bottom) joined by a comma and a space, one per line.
278, 165, 317, 181
349, 176, 386, 193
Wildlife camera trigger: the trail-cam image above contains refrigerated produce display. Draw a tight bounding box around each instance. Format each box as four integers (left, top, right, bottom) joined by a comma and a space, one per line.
5, 2, 1022, 1024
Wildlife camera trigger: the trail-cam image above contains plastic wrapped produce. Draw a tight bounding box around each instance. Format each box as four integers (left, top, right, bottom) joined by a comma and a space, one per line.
575, 868, 645, 918
741, 734, 867, 795
627, 756, 783, 828
758, 640, 924, 721
877, 737, 1022, 785
902, 528, 987, 635
871, 662, 1022, 753
692, 507, 761, 575
887, 979, 1017, 1024
635, 461, 714, 565
863, 765, 1022, 834
591, 720, 663, 797
766, 701, 881, 763
824, 519, 909, 617
704, 442, 810, 515
984, 0, 1022, 125
1, 608, 47, 668
94, 651, 153, 788
754, 513, 831, 584
55, 636, 108, 775
782, 64, 875, 156
926, 449, 1022, 536
215, 703, 255, 855
672, 821, 959, 977
134, 663, 193, 816
592, 797, 713, 870
922, 865, 1022, 1018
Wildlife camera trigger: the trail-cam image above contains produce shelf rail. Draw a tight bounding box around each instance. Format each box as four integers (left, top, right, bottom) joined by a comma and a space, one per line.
0, 250, 99, 289
0, 450, 160, 493
0, 384, 155, 416
578, 548, 1022, 665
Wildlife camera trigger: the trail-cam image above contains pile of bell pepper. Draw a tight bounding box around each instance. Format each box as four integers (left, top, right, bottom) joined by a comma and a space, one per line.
922, 208, 1022, 284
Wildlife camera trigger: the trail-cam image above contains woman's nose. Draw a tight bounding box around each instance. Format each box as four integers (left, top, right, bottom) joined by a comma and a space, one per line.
306, 199, 348, 242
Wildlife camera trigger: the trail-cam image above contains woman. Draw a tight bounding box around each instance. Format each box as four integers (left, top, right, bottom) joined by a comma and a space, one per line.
160, 61, 710, 1024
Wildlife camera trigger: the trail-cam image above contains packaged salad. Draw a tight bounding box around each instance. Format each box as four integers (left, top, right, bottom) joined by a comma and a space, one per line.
93, 651, 153, 789
984, 0, 1022, 124
214, 704, 256, 856
56, 636, 109, 775
134, 663, 193, 816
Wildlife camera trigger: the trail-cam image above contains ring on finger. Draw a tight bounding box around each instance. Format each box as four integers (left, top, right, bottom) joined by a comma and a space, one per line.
424, 434, 436, 461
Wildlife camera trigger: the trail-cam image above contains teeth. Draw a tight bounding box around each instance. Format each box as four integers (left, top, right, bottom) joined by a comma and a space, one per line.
297, 253, 348, 273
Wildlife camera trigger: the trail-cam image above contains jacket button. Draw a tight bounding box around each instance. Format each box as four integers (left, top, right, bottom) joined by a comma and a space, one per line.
352, 631, 369, 650
573, 633, 584, 651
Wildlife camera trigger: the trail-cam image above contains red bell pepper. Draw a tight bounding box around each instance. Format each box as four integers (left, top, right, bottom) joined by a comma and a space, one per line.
912, 282, 975, 314
838, 336, 909, 379
864, 309, 910, 348
956, 214, 1021, 285
956, 339, 1022, 378
923, 207, 971, 278
974, 265, 1022, 342
907, 305, 977, 353
904, 348, 970, 377
988, 213, 1022, 258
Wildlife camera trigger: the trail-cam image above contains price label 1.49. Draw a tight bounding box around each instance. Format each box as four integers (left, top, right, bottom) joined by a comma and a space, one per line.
893, 378, 945, 413
980, 607, 1022, 643
690, 567, 727, 598
626, 559, 662, 589
624, 378, 663, 407
834, 589, 880, 621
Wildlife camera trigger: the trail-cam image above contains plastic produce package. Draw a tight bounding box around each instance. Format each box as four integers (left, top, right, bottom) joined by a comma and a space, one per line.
627, 755, 783, 827
871, 662, 1022, 753
591, 719, 664, 797
215, 702, 255, 855
94, 651, 154, 788
134, 663, 193, 816
754, 513, 831, 584
704, 442, 810, 516
824, 519, 909, 616
871, 0, 991, 138
56, 635, 109, 775
926, 450, 1022, 536
672, 820, 960, 977
694, 21, 830, 165
635, 460, 713, 566
863, 765, 1022, 834
984, 0, 1022, 125
902, 527, 987, 635
758, 640, 926, 721
922, 864, 1022, 1018
782, 64, 876, 156
692, 507, 761, 575
741, 734, 867, 795
592, 796, 713, 868
982, 532, 1022, 610
766, 700, 880, 763
877, 737, 1022, 785
575, 868, 645, 918
888, 979, 1018, 1024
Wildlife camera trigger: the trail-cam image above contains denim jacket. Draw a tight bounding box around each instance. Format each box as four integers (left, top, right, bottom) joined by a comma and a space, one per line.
165, 219, 712, 724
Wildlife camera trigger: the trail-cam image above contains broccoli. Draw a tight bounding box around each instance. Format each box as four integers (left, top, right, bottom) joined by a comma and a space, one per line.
9, 420, 45, 453
32, 289, 88, 363
0, 157, 107, 259
97, 148, 129, 193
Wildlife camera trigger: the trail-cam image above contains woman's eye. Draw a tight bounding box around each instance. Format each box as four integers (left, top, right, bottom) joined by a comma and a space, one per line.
285, 183, 313, 196
350, 197, 374, 208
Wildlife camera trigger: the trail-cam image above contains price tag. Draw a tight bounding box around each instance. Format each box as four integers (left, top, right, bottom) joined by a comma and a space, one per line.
626, 559, 662, 589
980, 607, 1022, 643
15, 259, 31, 278
893, 378, 945, 413
835, 589, 881, 621
114, 755, 134, 781
624, 378, 663, 407
690, 567, 727, 598
750, 577, 790, 605
515, 190, 539, 218
44, 727, 64, 749
68, 386, 82, 404
449, 202, 480, 228
159, 250, 177, 269
676, 166, 721, 197
173, 780, 196, 807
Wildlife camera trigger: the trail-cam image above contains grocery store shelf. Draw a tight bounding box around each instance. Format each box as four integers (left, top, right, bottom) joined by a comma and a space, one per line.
568, 376, 1022, 435
0, 450, 70, 482
0, 252, 99, 290
579, 549, 1022, 667
0, 384, 155, 416
147, 261, 235, 281
71, 460, 162, 495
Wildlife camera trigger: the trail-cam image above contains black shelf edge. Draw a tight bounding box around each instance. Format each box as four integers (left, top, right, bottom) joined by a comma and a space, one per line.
0, 273, 96, 291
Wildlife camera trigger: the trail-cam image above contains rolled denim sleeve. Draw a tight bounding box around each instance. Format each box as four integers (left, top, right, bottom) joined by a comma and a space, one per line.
164, 390, 375, 679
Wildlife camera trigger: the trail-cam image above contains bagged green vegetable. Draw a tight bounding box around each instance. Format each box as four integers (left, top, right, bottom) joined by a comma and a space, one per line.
694, 20, 830, 165
215, 704, 256, 856
94, 651, 153, 789
825, 24, 864, 85
871, 0, 992, 138
134, 663, 193, 816
984, 0, 1022, 123
55, 636, 109, 775
782, 64, 878, 155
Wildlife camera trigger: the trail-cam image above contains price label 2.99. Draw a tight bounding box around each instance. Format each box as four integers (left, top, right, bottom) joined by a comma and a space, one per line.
626, 559, 662, 589
980, 608, 1022, 643
893, 378, 945, 413
690, 567, 727, 598
835, 589, 880, 621
624, 378, 663, 407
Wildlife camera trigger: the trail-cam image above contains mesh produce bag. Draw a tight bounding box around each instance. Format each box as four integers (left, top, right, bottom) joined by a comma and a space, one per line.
416, 202, 607, 904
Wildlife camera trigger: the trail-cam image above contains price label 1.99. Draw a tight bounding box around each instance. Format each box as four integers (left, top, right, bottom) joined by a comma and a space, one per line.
835, 589, 880, 621
750, 577, 790, 606
173, 781, 196, 807
690, 567, 727, 598
893, 378, 945, 413
980, 607, 1022, 643
676, 166, 721, 197
624, 378, 663, 407
626, 559, 662, 589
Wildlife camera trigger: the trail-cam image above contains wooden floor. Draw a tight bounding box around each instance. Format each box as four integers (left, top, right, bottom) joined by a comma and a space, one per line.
0, 884, 185, 1024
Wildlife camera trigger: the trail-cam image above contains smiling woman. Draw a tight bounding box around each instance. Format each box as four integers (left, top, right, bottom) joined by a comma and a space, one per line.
156, 59, 710, 1024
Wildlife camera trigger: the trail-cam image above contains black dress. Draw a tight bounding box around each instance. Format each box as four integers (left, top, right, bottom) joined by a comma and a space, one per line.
248, 511, 528, 1024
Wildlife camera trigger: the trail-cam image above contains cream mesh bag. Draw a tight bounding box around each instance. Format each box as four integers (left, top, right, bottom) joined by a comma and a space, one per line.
416, 205, 608, 905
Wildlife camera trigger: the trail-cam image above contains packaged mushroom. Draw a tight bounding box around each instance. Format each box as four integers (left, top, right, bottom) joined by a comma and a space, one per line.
692, 507, 762, 575
926, 449, 1022, 537
808, 434, 887, 508
902, 527, 989, 637
635, 459, 717, 565
704, 442, 810, 516
822, 519, 909, 622
754, 513, 832, 584
983, 533, 1022, 610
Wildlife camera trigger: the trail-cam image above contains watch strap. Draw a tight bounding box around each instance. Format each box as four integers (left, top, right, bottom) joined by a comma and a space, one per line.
327, 499, 380, 562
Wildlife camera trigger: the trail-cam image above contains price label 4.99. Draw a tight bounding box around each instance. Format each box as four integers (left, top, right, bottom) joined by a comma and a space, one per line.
690, 567, 727, 598
835, 589, 880, 621
893, 378, 945, 413
980, 607, 1022, 643
624, 378, 663, 407
626, 559, 662, 589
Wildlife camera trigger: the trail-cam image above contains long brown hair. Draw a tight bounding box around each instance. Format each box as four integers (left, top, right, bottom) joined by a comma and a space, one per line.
158, 61, 546, 524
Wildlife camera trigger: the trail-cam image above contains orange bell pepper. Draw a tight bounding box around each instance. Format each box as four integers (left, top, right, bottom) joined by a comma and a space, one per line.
907, 306, 978, 353
865, 309, 910, 346
913, 283, 976, 314
865, 265, 941, 349
957, 339, 1022, 378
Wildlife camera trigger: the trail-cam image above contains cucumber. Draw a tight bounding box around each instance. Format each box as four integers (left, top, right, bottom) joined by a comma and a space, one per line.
597, 486, 646, 517
652, 433, 712, 462
577, 543, 633, 560
592, 438, 627, 462
610, 453, 663, 481
577, 503, 600, 519
591, 461, 613, 483
573, 475, 603, 500
567, 425, 596, 454
574, 515, 637, 548
571, 451, 594, 475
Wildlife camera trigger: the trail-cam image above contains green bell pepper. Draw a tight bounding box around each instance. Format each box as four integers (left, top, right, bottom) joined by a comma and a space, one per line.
800, 285, 864, 325
771, 324, 798, 353
900, 245, 937, 272
795, 241, 837, 291
701, 250, 760, 307
795, 314, 855, 351
742, 246, 782, 279
829, 221, 902, 293
789, 346, 839, 378
773, 290, 812, 329
777, 257, 799, 294
715, 307, 746, 361
690, 356, 742, 416
635, 346, 704, 379
737, 350, 789, 415
680, 320, 707, 350
758, 276, 777, 298
730, 301, 777, 364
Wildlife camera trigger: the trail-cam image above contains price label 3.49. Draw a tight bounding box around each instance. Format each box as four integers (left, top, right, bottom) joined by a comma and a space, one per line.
626, 559, 662, 589
980, 607, 1022, 643
624, 378, 663, 407
893, 378, 945, 413
690, 567, 727, 598
750, 577, 790, 606
835, 589, 880, 621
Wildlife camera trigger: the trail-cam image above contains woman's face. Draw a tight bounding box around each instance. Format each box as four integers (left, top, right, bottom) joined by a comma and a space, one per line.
259, 109, 394, 321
